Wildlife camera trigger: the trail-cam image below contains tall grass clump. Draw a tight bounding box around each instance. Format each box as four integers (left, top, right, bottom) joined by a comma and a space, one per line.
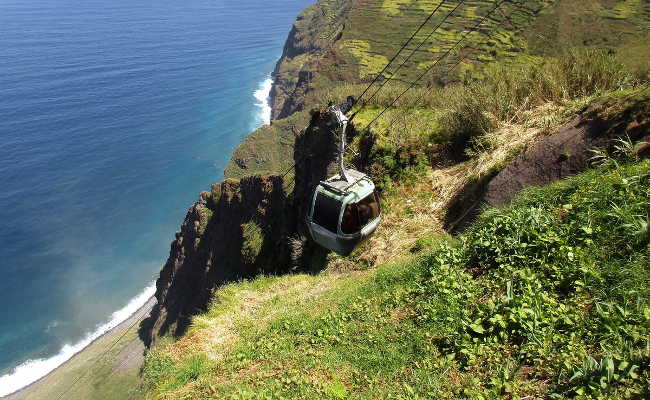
329, 49, 640, 165
241, 221, 264, 263
437, 49, 637, 154
143, 352, 212, 395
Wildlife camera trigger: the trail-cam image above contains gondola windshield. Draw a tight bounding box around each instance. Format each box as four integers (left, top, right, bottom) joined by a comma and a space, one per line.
312, 192, 342, 233
341, 192, 380, 234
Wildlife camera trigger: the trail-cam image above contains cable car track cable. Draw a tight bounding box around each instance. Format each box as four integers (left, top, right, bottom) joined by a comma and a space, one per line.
280, 0, 482, 180
354, 0, 449, 106
371, 0, 545, 141
282, 0, 511, 188
358, 0, 466, 110
358, 0, 509, 133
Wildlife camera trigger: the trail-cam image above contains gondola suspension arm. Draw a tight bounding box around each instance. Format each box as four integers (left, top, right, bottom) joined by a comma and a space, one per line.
330, 106, 350, 182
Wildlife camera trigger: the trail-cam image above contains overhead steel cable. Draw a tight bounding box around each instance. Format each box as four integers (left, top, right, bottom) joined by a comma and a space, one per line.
374, 9, 517, 139
358, 0, 509, 133
359, 0, 466, 109
354, 0, 449, 106
376, 46, 476, 140
373, 0, 545, 141
341, 43, 481, 161
278, 0, 509, 186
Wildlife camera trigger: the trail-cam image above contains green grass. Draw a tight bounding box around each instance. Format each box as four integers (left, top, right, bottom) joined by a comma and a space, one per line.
241, 221, 264, 263
434, 48, 639, 153
332, 49, 646, 196
142, 160, 650, 399
304, 0, 650, 97
223, 111, 308, 180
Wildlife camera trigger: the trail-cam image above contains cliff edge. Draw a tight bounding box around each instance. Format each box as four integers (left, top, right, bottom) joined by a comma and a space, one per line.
144, 106, 358, 343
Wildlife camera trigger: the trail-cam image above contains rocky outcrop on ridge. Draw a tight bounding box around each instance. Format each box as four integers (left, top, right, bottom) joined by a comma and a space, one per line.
444, 94, 650, 231
269, 0, 352, 120
484, 95, 650, 207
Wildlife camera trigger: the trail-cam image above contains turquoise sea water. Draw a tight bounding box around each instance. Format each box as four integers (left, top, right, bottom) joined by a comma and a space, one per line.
0, 0, 312, 394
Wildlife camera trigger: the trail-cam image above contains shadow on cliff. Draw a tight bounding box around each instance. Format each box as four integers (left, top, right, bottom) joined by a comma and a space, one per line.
140, 107, 351, 345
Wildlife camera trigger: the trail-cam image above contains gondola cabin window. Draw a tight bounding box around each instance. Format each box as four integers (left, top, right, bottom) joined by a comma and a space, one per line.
312, 192, 341, 233
341, 193, 380, 234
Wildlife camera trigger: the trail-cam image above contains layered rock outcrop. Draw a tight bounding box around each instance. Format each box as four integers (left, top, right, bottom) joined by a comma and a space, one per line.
144, 107, 354, 343
144, 176, 292, 342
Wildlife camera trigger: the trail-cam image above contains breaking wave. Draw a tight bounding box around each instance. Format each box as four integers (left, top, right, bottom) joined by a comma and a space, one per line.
0, 283, 156, 397
253, 76, 273, 127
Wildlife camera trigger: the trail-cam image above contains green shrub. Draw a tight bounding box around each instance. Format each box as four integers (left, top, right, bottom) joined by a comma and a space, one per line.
197, 207, 213, 236
241, 221, 264, 263
366, 142, 428, 192
433, 160, 650, 397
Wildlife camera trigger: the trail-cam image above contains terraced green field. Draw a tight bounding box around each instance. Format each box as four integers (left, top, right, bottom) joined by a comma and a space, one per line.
226, 0, 650, 179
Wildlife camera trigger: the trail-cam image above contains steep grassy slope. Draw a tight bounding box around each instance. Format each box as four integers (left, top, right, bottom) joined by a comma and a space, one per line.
140, 1, 650, 398
11, 2, 650, 399
144, 56, 650, 399
142, 156, 650, 399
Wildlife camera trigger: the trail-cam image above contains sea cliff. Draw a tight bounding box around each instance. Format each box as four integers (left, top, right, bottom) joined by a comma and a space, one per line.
141, 1, 650, 397
144, 0, 650, 345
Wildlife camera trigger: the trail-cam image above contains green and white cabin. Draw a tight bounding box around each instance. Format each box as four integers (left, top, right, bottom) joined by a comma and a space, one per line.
306, 169, 381, 256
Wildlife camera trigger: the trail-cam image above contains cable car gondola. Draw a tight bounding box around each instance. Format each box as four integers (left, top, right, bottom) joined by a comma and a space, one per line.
306, 106, 381, 256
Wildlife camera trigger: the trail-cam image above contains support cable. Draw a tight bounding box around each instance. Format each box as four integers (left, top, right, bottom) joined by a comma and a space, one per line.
358, 0, 466, 109
354, 0, 449, 106
358, 0, 509, 133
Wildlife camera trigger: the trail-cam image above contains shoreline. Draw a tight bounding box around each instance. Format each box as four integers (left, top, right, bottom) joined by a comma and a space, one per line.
2, 297, 156, 400
1, 74, 274, 400
1, 52, 277, 400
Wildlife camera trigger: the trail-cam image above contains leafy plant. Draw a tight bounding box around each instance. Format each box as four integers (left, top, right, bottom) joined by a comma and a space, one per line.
241, 221, 264, 263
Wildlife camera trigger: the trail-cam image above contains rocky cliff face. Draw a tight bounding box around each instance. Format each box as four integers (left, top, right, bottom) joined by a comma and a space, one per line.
269, 0, 351, 120
144, 176, 292, 342
144, 107, 352, 343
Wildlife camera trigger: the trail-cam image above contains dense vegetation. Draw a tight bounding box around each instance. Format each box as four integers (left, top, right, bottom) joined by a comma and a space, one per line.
143, 156, 650, 399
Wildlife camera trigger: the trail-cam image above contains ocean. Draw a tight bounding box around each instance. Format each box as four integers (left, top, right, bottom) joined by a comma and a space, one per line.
0, 0, 312, 395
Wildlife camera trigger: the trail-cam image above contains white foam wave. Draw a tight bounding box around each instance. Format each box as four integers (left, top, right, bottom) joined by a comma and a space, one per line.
253, 76, 273, 127
0, 283, 156, 397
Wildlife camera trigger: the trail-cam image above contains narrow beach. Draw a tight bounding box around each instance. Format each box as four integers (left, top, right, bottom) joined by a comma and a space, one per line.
3, 297, 156, 400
